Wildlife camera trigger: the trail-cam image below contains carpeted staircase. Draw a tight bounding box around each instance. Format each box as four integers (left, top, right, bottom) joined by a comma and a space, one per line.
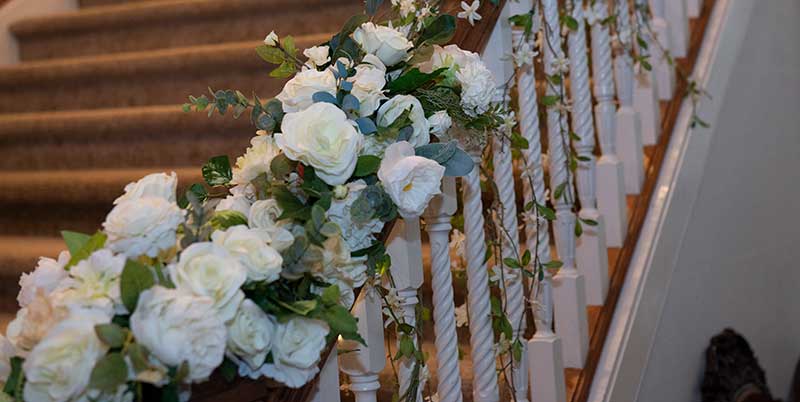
0, 0, 361, 312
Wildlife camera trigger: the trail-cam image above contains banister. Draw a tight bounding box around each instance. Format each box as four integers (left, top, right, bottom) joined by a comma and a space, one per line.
445, 0, 508, 53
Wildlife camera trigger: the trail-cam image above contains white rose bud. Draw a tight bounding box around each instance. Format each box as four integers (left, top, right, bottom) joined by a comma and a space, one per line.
276, 102, 363, 186
260, 317, 329, 388
226, 299, 275, 370
347, 54, 387, 117
169, 242, 247, 322
333, 185, 349, 200
17, 251, 69, 308
130, 286, 226, 383
352, 22, 413, 66
113, 172, 177, 204
263, 31, 278, 46
103, 197, 184, 258
378, 141, 445, 218
377, 95, 430, 148
303, 45, 331, 68
428, 110, 453, 137
211, 225, 283, 284
22, 311, 108, 402
276, 68, 337, 113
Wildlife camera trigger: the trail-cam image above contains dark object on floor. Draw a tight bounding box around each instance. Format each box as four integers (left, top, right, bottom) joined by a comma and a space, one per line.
702, 328, 777, 402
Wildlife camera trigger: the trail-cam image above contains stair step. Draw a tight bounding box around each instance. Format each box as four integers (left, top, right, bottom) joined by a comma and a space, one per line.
0, 106, 253, 170
79, 0, 161, 8
0, 167, 201, 236
11, 0, 359, 61
0, 237, 64, 311
0, 36, 324, 113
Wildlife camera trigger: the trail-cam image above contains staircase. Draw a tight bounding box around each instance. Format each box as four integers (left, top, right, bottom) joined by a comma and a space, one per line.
0, 0, 360, 312
0, 0, 719, 401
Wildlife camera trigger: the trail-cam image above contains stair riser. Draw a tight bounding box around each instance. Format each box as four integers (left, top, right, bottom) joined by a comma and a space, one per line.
0, 203, 110, 237
79, 0, 155, 7
15, 2, 358, 61
0, 60, 281, 113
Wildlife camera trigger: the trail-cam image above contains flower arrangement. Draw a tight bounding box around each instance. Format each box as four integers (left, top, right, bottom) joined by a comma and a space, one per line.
0, 1, 505, 401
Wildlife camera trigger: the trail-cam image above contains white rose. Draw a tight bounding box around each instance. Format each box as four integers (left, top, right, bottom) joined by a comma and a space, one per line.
51, 248, 127, 317
378, 141, 445, 218
226, 299, 275, 370
348, 54, 387, 117
327, 180, 384, 251
352, 22, 413, 66
169, 242, 247, 322
428, 110, 453, 137
456, 61, 496, 116
263, 31, 278, 46
211, 225, 283, 283
276, 68, 337, 113
423, 44, 482, 73
260, 317, 329, 388
23, 311, 108, 402
0, 335, 15, 382
303, 45, 331, 68
103, 197, 184, 258
75, 385, 134, 402
17, 251, 69, 308
113, 172, 177, 204
7, 292, 66, 355
215, 194, 252, 217
377, 95, 430, 148
276, 102, 363, 186
130, 286, 226, 382
315, 235, 368, 288
232, 135, 281, 186
248, 200, 295, 252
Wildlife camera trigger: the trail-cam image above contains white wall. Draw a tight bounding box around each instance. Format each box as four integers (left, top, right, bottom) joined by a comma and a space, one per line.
636, 1, 800, 401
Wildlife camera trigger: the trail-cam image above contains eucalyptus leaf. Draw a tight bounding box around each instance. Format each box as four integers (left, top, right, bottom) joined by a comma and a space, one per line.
355, 117, 377, 135
312, 91, 339, 105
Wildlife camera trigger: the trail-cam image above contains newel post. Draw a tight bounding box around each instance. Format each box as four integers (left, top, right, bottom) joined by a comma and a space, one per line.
542, 0, 589, 369
512, 18, 567, 402
567, 1, 609, 306
386, 218, 425, 402
422, 177, 464, 402
339, 288, 385, 402
591, 0, 628, 248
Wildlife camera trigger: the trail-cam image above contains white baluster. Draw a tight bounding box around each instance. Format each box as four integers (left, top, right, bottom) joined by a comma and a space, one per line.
665, 0, 689, 58
422, 177, 464, 402
463, 154, 500, 402
387, 218, 424, 402
687, 0, 702, 18
339, 288, 385, 402
592, 1, 628, 249
568, 2, 609, 306
542, 0, 589, 369
613, 0, 646, 196
492, 89, 529, 402
632, 0, 663, 145
649, 0, 676, 100
310, 350, 341, 402
513, 27, 567, 402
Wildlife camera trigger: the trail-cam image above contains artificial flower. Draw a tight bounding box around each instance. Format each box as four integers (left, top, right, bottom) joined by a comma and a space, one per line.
113, 172, 177, 204
17, 251, 69, 308
458, 1, 482, 26
227, 299, 276, 371
352, 22, 413, 66
376, 95, 430, 147
348, 54, 387, 117
378, 141, 445, 218
303, 45, 331, 68
260, 317, 329, 388
428, 110, 453, 137
211, 225, 283, 283
103, 196, 183, 258
276, 68, 337, 113
231, 135, 281, 186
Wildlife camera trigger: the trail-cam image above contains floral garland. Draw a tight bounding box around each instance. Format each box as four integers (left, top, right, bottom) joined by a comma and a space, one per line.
0, 2, 506, 402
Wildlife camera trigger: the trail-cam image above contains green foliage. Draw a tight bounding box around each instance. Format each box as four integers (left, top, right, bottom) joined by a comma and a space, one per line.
414, 141, 474, 176
417, 14, 456, 46
120, 260, 156, 312
350, 184, 397, 224
353, 155, 381, 177
61, 231, 107, 269
209, 210, 248, 231
95, 323, 127, 348
183, 88, 252, 119
2, 357, 23, 400
201, 155, 232, 186
89, 353, 128, 393
386, 68, 446, 94
508, 12, 534, 36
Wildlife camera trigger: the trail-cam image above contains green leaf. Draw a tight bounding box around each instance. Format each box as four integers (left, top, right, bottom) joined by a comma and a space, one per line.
637, 35, 649, 50
503, 258, 522, 269
386, 68, 446, 94
210, 210, 248, 230
61, 230, 91, 256
543, 260, 563, 269
554, 182, 567, 201
255, 44, 285, 64
120, 260, 156, 312
174, 361, 190, 384
562, 14, 579, 31
95, 323, 127, 348
270, 153, 295, 179
220, 358, 238, 383
575, 219, 583, 237
278, 299, 318, 315
64, 231, 107, 269
399, 335, 415, 358
2, 357, 23, 398
202, 155, 232, 186
320, 284, 340, 307
354, 155, 381, 177
89, 353, 128, 392
418, 14, 456, 46
512, 338, 523, 362
536, 203, 556, 220
270, 61, 296, 78
311, 204, 326, 229
274, 186, 311, 221
315, 304, 365, 345
521, 250, 532, 266
541, 95, 559, 106
510, 132, 529, 150
580, 218, 598, 226
126, 343, 150, 373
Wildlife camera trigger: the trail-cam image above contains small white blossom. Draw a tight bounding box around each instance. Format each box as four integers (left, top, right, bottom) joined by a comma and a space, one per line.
454, 303, 469, 328
458, 1, 482, 26
263, 31, 278, 46
551, 57, 570, 74
493, 332, 512, 357
511, 41, 538, 67
449, 229, 466, 257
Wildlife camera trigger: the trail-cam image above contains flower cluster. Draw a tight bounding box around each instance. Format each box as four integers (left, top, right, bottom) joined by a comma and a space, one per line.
0, 3, 505, 401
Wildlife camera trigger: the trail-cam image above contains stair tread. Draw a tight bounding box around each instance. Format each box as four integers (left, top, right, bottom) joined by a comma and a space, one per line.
0, 236, 64, 277
0, 167, 201, 204
0, 36, 326, 87
10, 0, 352, 37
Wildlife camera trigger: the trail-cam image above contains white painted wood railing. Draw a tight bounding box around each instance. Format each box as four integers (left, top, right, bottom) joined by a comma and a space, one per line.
308, 0, 700, 400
